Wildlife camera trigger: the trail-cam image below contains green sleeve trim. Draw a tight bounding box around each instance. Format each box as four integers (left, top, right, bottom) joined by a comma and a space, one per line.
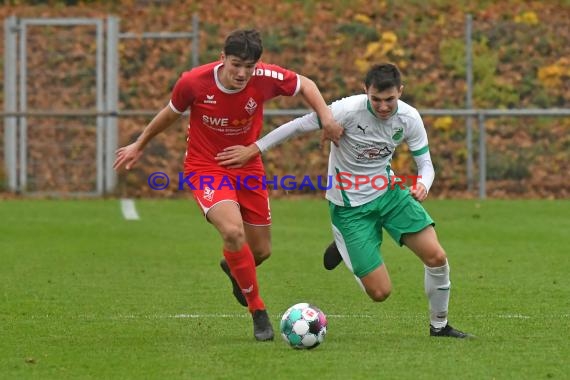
411, 145, 429, 156
317, 116, 322, 129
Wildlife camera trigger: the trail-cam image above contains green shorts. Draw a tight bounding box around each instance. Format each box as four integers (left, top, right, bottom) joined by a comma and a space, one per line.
329, 186, 434, 278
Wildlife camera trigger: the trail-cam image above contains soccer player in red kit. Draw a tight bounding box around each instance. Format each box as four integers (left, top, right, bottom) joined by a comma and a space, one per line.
113, 29, 343, 341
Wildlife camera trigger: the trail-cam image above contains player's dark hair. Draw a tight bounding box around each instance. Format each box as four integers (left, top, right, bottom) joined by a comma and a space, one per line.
364, 63, 402, 91
223, 29, 263, 62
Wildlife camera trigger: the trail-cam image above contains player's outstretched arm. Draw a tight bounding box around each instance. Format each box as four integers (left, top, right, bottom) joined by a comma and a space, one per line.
215, 112, 320, 168
298, 75, 343, 146
113, 105, 180, 171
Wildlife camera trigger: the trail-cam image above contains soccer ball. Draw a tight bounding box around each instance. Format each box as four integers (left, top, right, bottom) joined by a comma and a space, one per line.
280, 303, 327, 349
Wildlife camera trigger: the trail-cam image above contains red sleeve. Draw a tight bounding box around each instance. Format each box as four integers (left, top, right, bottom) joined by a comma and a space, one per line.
170, 71, 194, 113
254, 62, 300, 100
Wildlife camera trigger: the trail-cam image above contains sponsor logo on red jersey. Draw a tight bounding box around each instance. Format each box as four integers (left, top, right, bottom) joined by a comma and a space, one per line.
204, 94, 216, 104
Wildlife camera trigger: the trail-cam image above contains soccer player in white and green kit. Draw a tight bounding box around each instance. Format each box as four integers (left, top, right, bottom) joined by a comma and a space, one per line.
216, 63, 472, 338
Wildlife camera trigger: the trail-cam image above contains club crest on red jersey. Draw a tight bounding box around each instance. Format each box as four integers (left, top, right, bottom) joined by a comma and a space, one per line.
245, 97, 258, 115
203, 186, 215, 202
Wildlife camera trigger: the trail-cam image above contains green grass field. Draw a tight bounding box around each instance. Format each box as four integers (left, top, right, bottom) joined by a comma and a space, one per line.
1, 199, 569, 379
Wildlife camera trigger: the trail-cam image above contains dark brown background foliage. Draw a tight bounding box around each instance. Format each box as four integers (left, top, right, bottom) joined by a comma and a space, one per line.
1, 0, 569, 198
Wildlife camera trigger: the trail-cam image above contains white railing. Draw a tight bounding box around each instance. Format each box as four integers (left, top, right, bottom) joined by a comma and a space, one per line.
2, 108, 569, 198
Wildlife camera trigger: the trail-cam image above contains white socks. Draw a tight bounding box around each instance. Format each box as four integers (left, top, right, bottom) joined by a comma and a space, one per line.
425, 260, 450, 329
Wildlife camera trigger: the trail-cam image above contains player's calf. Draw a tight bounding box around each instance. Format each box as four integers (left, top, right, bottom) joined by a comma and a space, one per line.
220, 259, 248, 307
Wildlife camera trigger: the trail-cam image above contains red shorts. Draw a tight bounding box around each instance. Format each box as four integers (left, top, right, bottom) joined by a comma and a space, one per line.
184, 168, 271, 226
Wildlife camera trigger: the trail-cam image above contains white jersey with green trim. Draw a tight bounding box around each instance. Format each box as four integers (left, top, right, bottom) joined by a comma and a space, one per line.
325, 95, 430, 206
256, 94, 432, 207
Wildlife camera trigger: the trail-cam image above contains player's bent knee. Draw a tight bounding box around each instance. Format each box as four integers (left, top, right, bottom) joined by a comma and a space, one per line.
220, 225, 246, 247
367, 287, 391, 302
424, 250, 447, 267
253, 249, 271, 265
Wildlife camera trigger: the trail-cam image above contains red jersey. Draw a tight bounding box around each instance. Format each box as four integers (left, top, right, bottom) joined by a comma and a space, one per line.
170, 61, 300, 172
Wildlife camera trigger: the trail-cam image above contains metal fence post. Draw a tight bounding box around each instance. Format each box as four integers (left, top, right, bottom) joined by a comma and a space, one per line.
3, 16, 18, 192
18, 19, 28, 191
95, 19, 105, 196
465, 14, 474, 192
105, 16, 119, 194
192, 13, 200, 67
478, 112, 486, 199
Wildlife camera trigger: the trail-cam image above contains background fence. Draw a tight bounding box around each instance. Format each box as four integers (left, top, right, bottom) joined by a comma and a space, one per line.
2, 13, 569, 199
2, 15, 199, 196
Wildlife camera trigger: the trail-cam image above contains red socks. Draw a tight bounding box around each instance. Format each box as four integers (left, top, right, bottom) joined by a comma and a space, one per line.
223, 244, 265, 312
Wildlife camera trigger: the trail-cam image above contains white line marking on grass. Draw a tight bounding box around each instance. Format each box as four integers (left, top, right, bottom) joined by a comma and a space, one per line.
172, 314, 374, 319
120, 198, 140, 220
327, 314, 374, 318
114, 313, 375, 320
26, 313, 569, 321
172, 314, 248, 319
25, 313, 375, 320
497, 314, 531, 319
